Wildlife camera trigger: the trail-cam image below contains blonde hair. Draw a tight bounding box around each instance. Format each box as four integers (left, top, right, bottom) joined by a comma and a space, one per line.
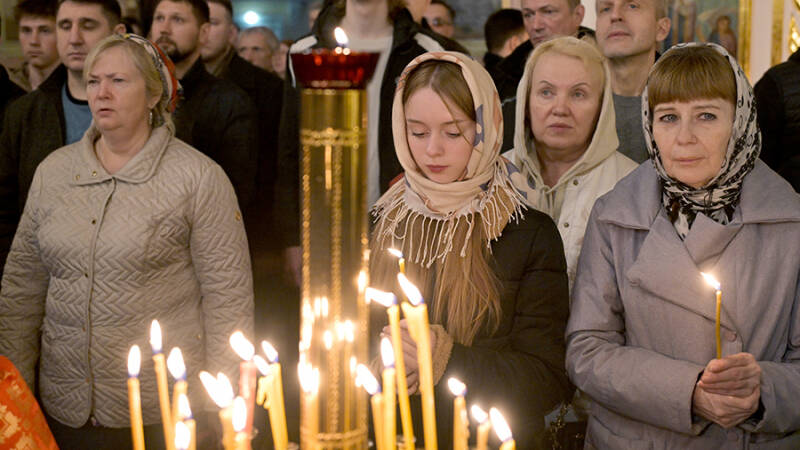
83, 35, 173, 130
647, 45, 736, 114
371, 60, 502, 346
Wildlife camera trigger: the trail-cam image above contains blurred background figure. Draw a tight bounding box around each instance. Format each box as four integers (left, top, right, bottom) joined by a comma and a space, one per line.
271, 39, 292, 79
482, 8, 526, 78
236, 26, 279, 72
423, 0, 455, 38
307, 0, 322, 31
406, 0, 467, 52
9, 0, 59, 92
708, 14, 736, 57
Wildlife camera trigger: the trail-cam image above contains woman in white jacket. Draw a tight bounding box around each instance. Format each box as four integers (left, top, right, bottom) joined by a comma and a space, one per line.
506, 36, 636, 287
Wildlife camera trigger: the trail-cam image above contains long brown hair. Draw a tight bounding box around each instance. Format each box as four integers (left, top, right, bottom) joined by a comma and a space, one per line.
370, 60, 502, 346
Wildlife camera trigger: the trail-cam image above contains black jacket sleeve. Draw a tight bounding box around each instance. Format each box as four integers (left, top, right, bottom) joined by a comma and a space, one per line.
0, 99, 22, 275
754, 73, 785, 172
275, 59, 301, 248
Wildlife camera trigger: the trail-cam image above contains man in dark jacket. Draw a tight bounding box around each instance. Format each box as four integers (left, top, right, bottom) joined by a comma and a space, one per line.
483, 8, 527, 80
0, 0, 125, 274
754, 49, 800, 191
276, 0, 451, 284
201, 0, 284, 245
150, 0, 258, 208
491, 0, 593, 151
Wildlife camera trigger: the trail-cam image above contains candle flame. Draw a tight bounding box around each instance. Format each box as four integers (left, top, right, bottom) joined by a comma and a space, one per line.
334, 26, 348, 46
229, 331, 255, 361
177, 393, 192, 420
298, 362, 320, 394
201, 371, 233, 409
448, 377, 466, 396
356, 364, 380, 395
167, 347, 186, 380
216, 373, 234, 406
701, 272, 721, 291
490, 407, 513, 442
261, 341, 279, 363
253, 355, 270, 375
150, 320, 162, 353
128, 345, 141, 377
350, 356, 357, 374
380, 337, 395, 368
343, 320, 354, 342
232, 396, 247, 433
471, 405, 488, 424
321, 297, 329, 317
387, 248, 403, 259
323, 330, 333, 350
175, 421, 190, 450
397, 273, 424, 306
365, 287, 397, 307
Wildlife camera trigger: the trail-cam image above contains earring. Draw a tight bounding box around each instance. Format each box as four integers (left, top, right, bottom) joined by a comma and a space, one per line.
149, 110, 154, 125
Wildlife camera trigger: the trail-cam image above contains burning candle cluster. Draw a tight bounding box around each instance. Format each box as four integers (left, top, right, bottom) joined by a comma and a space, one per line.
126, 320, 288, 450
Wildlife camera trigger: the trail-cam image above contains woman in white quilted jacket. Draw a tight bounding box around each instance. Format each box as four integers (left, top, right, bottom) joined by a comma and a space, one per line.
0, 34, 254, 448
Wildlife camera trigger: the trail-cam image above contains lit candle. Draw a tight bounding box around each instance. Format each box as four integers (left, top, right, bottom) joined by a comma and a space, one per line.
387, 248, 406, 274
448, 378, 468, 450
397, 274, 437, 450
230, 331, 257, 436
254, 355, 270, 407
127, 345, 145, 450
367, 288, 414, 450
167, 347, 187, 427
298, 362, 320, 442
177, 393, 196, 450
150, 320, 175, 450
490, 408, 515, 450
199, 371, 236, 450
333, 26, 351, 55
232, 396, 250, 450
381, 338, 397, 450
262, 341, 288, 450
471, 405, 491, 450
175, 420, 191, 450
701, 272, 723, 359
357, 364, 384, 450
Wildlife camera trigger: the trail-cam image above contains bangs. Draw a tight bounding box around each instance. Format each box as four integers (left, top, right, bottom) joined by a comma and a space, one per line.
647, 46, 736, 113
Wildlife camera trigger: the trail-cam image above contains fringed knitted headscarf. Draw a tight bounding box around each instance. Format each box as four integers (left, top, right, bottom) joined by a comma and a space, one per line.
371, 51, 526, 268
642, 42, 761, 239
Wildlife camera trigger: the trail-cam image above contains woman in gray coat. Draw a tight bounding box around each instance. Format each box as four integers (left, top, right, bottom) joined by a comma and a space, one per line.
0, 35, 253, 447
566, 43, 800, 448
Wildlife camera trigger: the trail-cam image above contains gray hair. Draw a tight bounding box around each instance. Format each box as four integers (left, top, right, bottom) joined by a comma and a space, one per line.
238, 26, 279, 51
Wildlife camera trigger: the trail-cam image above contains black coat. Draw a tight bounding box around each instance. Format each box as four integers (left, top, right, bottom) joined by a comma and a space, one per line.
173, 58, 259, 208
0, 66, 25, 135
376, 208, 571, 450
754, 49, 800, 191
275, 7, 455, 247
216, 52, 284, 250
0, 65, 67, 273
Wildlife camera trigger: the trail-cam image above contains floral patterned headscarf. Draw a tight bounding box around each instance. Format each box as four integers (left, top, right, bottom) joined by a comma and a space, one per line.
641, 42, 761, 239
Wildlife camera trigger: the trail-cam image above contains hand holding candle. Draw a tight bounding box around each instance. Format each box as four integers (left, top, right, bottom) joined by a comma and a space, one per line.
151, 320, 175, 450
230, 331, 257, 436
127, 345, 145, 450
490, 408, 515, 450
397, 273, 437, 450
368, 288, 414, 450
470, 405, 491, 450
448, 378, 468, 450
701, 272, 723, 359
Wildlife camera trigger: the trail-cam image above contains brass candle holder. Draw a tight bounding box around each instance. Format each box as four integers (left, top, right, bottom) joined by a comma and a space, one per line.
291, 46, 379, 450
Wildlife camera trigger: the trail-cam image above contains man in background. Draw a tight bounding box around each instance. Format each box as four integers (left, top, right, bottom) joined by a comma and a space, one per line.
236, 26, 279, 72
9, 0, 60, 91
595, 0, 670, 163
483, 8, 526, 78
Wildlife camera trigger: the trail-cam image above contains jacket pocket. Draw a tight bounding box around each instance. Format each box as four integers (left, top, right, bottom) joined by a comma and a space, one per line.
586, 415, 653, 450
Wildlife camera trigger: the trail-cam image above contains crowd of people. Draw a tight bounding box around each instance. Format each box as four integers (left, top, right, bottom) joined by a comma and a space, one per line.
1, 0, 799, 449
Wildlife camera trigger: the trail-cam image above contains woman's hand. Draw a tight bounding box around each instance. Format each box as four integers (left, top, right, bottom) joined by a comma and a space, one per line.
381, 319, 436, 395
692, 353, 762, 428
698, 353, 761, 397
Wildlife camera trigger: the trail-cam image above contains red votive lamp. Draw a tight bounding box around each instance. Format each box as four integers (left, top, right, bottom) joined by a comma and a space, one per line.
290, 27, 379, 89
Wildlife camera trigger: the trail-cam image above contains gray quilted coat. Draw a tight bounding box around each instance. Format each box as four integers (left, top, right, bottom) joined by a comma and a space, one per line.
0, 125, 254, 428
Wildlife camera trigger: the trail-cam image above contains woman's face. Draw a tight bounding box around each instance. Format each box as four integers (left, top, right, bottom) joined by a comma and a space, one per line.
405, 86, 476, 184
87, 46, 156, 135
652, 97, 734, 189
528, 52, 603, 157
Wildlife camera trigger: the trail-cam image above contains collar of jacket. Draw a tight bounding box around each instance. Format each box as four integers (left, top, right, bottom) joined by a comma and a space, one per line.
37, 64, 68, 94
72, 125, 172, 185
178, 57, 211, 98
597, 161, 800, 230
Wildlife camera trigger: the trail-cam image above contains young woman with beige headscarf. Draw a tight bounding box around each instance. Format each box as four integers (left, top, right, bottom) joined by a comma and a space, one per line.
370, 51, 571, 449
506, 36, 637, 288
